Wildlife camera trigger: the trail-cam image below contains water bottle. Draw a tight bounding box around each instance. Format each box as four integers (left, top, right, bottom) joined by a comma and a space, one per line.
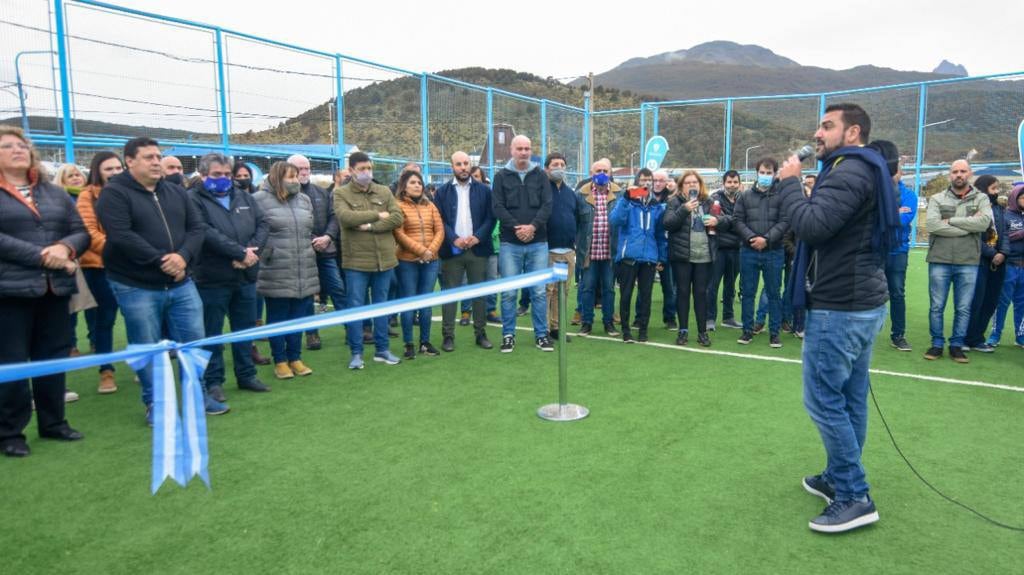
707, 200, 721, 236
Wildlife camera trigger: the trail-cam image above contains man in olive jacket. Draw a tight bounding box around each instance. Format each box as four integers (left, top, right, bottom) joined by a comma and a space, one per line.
923, 159, 993, 363
333, 152, 404, 369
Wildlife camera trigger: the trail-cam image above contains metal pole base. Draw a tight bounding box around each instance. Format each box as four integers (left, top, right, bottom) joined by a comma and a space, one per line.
537, 403, 589, 422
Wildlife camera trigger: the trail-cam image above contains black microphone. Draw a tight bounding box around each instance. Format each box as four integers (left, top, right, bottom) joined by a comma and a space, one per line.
796, 144, 815, 161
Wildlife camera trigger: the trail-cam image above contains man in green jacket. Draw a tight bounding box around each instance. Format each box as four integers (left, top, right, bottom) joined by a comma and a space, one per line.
334, 151, 404, 369
924, 159, 993, 363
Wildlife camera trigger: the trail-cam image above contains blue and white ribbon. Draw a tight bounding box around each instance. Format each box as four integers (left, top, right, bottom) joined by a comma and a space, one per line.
0, 265, 569, 493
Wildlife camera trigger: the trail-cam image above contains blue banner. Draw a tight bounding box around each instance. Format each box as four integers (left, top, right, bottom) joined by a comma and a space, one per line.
643, 136, 670, 171
0, 265, 569, 493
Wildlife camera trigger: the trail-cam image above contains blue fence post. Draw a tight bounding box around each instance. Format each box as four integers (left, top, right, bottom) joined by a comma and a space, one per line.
583, 88, 591, 172
912, 83, 928, 247
420, 74, 429, 181
213, 28, 231, 155
486, 88, 494, 182
639, 104, 647, 167
540, 99, 547, 161
52, 0, 75, 163
723, 99, 734, 172
335, 55, 345, 166
816, 93, 827, 172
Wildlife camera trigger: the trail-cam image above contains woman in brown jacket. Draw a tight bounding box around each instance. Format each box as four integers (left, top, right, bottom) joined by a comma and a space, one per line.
393, 171, 444, 359
75, 152, 124, 394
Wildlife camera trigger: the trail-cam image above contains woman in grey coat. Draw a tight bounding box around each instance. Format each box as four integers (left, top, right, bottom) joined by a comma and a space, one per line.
252, 161, 320, 380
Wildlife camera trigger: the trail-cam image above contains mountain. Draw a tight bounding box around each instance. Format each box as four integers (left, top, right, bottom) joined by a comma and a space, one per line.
933, 59, 968, 76
585, 41, 959, 100
617, 41, 799, 70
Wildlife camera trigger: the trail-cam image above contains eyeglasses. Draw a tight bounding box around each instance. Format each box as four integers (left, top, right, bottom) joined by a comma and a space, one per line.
0, 142, 30, 151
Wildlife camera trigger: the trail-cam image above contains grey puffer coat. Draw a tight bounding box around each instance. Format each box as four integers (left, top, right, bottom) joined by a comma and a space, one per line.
252, 188, 320, 299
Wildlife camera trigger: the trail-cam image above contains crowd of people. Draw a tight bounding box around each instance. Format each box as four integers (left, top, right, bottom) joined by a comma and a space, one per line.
1, 122, 1021, 459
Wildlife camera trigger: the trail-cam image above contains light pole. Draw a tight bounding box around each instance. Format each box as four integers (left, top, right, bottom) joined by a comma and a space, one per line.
629, 150, 639, 176
744, 145, 762, 174
14, 50, 56, 134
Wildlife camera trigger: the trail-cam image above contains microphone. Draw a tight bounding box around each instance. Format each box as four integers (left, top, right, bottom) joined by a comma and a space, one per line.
796, 144, 815, 161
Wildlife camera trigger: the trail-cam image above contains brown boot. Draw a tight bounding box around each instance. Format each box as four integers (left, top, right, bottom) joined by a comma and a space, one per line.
251, 344, 271, 366
306, 332, 322, 351
98, 369, 118, 394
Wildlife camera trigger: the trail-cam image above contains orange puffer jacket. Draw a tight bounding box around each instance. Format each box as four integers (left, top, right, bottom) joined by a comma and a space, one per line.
76, 184, 106, 269
394, 196, 444, 262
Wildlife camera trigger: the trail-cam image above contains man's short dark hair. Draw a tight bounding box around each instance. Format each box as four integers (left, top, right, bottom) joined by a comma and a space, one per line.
825, 103, 871, 144
544, 152, 566, 168
866, 139, 899, 176
124, 137, 159, 159
755, 158, 778, 173
348, 151, 371, 168
723, 170, 740, 181
636, 168, 653, 179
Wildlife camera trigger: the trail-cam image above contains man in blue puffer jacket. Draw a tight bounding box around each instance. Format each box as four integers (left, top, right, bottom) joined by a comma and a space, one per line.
610, 183, 667, 342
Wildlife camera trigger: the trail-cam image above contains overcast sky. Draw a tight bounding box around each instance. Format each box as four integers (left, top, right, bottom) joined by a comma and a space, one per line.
114, 0, 1021, 80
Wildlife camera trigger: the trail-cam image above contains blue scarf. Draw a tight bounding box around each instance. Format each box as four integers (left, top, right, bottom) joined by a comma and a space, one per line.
789, 145, 900, 309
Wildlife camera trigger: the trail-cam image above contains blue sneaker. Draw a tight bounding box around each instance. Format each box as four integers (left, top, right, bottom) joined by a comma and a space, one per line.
204, 394, 230, 416
809, 497, 879, 533
373, 350, 401, 365
348, 354, 365, 370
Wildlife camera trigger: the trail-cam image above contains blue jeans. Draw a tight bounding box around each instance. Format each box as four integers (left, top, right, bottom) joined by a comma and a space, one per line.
756, 255, 792, 326
928, 263, 978, 348
708, 248, 739, 321
396, 260, 438, 344
499, 242, 548, 337
740, 247, 784, 334
344, 268, 395, 355
988, 265, 1024, 345
802, 304, 886, 502
308, 257, 347, 337
580, 259, 615, 326
198, 283, 258, 387
659, 264, 677, 323
82, 268, 118, 373
108, 278, 205, 406
265, 296, 312, 363
885, 253, 909, 339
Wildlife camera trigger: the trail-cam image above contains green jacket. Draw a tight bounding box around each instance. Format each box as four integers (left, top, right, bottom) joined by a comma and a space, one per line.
925, 186, 993, 265
333, 181, 404, 272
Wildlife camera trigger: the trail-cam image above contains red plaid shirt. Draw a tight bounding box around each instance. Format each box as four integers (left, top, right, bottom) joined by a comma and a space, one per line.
591, 186, 611, 261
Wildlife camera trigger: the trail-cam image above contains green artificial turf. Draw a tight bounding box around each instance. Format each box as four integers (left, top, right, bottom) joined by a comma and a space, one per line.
3, 249, 1022, 574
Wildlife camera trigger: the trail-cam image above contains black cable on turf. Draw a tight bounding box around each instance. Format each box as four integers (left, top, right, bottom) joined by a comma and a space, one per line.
869, 384, 1024, 532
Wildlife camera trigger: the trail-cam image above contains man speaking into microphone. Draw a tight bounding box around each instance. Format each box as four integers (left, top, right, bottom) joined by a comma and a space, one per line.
776, 103, 901, 533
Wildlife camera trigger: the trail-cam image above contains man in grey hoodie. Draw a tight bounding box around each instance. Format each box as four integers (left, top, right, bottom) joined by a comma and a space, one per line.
924, 159, 993, 363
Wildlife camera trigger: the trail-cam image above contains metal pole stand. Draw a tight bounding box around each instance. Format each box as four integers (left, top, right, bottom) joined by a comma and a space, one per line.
538, 263, 588, 422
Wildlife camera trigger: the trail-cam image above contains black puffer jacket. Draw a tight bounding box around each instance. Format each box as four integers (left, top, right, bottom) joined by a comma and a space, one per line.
662, 195, 720, 263
778, 155, 888, 311
708, 189, 741, 250
491, 163, 553, 244
190, 184, 268, 288
0, 176, 89, 298
301, 182, 339, 259
733, 183, 789, 250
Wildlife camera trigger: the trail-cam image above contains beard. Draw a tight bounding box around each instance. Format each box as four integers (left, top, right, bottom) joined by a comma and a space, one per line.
455, 172, 470, 182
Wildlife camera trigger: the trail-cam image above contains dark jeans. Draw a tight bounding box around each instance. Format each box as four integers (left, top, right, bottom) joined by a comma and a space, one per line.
884, 252, 909, 339
672, 261, 711, 333
617, 261, 657, 330
708, 248, 739, 322
658, 265, 677, 323
344, 268, 395, 355
580, 259, 615, 326
198, 283, 258, 387
82, 267, 119, 372
265, 296, 312, 363
308, 257, 347, 337
70, 308, 95, 350
397, 259, 439, 344
740, 247, 784, 335
0, 294, 72, 442
441, 252, 488, 336
965, 260, 1007, 347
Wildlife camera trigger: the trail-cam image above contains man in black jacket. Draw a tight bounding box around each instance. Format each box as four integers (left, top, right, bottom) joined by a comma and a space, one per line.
191, 153, 271, 400
777, 102, 891, 533
97, 137, 225, 423
544, 152, 586, 340
288, 154, 344, 351
492, 135, 553, 353
733, 158, 789, 347
707, 170, 743, 330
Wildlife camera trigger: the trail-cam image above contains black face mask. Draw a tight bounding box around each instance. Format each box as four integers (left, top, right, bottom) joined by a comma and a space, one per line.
234, 178, 251, 191
164, 173, 185, 186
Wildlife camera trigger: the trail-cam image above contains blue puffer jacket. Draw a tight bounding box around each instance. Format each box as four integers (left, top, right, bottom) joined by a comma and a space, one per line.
609, 193, 667, 264
891, 181, 918, 254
